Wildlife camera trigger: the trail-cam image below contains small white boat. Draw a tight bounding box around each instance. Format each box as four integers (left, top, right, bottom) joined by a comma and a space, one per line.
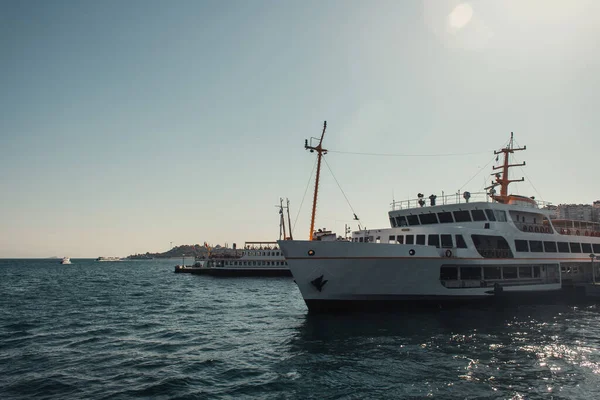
60, 257, 72, 265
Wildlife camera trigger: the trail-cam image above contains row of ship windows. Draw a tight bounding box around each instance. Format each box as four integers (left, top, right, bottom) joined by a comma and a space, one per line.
390, 209, 508, 227
515, 240, 600, 254
224, 261, 288, 266
440, 265, 547, 280
243, 251, 281, 257
355, 234, 468, 249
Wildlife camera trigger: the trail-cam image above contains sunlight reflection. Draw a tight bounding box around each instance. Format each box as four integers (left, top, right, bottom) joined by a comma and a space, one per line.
448, 3, 473, 30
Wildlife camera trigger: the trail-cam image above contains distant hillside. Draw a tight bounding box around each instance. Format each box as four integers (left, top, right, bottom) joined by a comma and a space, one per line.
127, 244, 211, 259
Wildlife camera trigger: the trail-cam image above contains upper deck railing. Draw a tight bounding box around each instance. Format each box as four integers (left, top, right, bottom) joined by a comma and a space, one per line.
390, 191, 551, 211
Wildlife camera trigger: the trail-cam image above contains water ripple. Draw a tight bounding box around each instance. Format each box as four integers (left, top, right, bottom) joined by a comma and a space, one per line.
1, 259, 600, 399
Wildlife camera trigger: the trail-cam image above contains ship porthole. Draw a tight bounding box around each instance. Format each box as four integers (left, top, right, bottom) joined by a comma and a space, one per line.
308, 250, 315, 256
409, 249, 415, 256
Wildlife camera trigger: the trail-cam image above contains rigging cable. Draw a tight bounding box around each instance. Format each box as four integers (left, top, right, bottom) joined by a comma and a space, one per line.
323, 157, 361, 224
512, 153, 545, 203
458, 155, 497, 192
292, 158, 318, 234
327, 150, 491, 157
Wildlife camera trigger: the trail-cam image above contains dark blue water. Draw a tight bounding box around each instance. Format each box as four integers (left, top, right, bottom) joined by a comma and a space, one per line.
1, 259, 599, 399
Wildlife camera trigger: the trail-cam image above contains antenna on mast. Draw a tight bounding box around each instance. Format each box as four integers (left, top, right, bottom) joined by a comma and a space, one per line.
485, 132, 526, 203
305, 121, 328, 241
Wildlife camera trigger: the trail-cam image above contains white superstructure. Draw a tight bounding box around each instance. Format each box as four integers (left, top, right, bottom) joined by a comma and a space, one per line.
279, 129, 600, 312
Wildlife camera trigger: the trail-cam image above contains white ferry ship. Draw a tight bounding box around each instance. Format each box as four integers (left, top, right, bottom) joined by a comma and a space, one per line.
60, 257, 71, 265
175, 199, 293, 277
279, 125, 600, 312
188, 241, 290, 277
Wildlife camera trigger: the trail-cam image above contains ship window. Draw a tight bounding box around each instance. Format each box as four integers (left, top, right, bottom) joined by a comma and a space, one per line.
416, 235, 426, 245
570, 242, 582, 253
529, 240, 543, 253
483, 267, 501, 280
397, 235, 404, 244
582, 243, 592, 253
441, 234, 453, 248
485, 209, 496, 221
389, 235, 395, 244
543, 241, 557, 253
369, 236, 374, 243
593, 244, 600, 253
519, 266, 533, 278
471, 209, 487, 221
460, 266, 481, 280
440, 266, 458, 280
407, 215, 420, 226
395, 216, 407, 226
419, 213, 438, 225
557, 242, 570, 253
453, 210, 472, 222
428, 235, 440, 248
390, 217, 397, 228
533, 266, 541, 277
455, 235, 467, 249
406, 235, 414, 245
437, 212, 454, 223
503, 266, 518, 279
494, 210, 507, 222
359, 237, 364, 242
515, 240, 529, 252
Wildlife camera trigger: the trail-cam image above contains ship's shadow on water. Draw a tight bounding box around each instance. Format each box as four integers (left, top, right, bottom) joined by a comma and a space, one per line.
281, 305, 600, 399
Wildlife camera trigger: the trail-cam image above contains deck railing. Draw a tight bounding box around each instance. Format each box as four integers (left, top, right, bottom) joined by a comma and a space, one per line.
390, 191, 551, 210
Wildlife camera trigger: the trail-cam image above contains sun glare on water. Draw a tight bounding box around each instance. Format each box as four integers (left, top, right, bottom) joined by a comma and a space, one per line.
448, 3, 473, 30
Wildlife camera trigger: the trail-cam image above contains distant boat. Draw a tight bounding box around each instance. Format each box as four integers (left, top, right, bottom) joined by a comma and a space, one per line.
175, 198, 294, 277
96, 257, 122, 262
60, 257, 71, 265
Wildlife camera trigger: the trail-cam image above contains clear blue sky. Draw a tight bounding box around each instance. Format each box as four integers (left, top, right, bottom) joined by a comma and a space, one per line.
1, 0, 599, 258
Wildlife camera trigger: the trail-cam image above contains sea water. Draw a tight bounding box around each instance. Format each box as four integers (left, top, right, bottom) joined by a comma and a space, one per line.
1, 259, 599, 399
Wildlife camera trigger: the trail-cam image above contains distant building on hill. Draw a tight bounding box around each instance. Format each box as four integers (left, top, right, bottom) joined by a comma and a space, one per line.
556, 203, 595, 222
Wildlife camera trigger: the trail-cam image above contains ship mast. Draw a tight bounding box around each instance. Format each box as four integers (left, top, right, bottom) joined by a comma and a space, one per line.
286, 198, 293, 240
305, 121, 328, 240
486, 132, 526, 203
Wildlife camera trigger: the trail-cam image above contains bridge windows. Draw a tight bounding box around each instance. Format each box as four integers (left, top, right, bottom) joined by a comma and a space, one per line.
416, 235, 426, 245
471, 209, 487, 221
515, 240, 529, 252
437, 212, 454, 223
455, 235, 468, 249
407, 215, 420, 226
441, 234, 453, 248
529, 240, 544, 253
395, 216, 407, 227
428, 235, 440, 248
543, 241, 557, 253
570, 242, 582, 253
453, 210, 472, 222
594, 244, 600, 253
557, 242, 570, 253
405, 235, 414, 245
582, 243, 592, 253
419, 213, 438, 225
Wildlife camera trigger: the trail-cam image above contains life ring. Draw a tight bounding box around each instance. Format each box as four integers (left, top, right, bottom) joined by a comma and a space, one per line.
528, 226, 534, 232
445, 249, 452, 258
534, 226, 540, 233
560, 228, 565, 234
576, 230, 580, 236
522, 225, 528, 231
566, 229, 571, 235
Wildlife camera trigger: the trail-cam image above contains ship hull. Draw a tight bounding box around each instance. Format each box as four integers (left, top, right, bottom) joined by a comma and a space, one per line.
278, 240, 565, 313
